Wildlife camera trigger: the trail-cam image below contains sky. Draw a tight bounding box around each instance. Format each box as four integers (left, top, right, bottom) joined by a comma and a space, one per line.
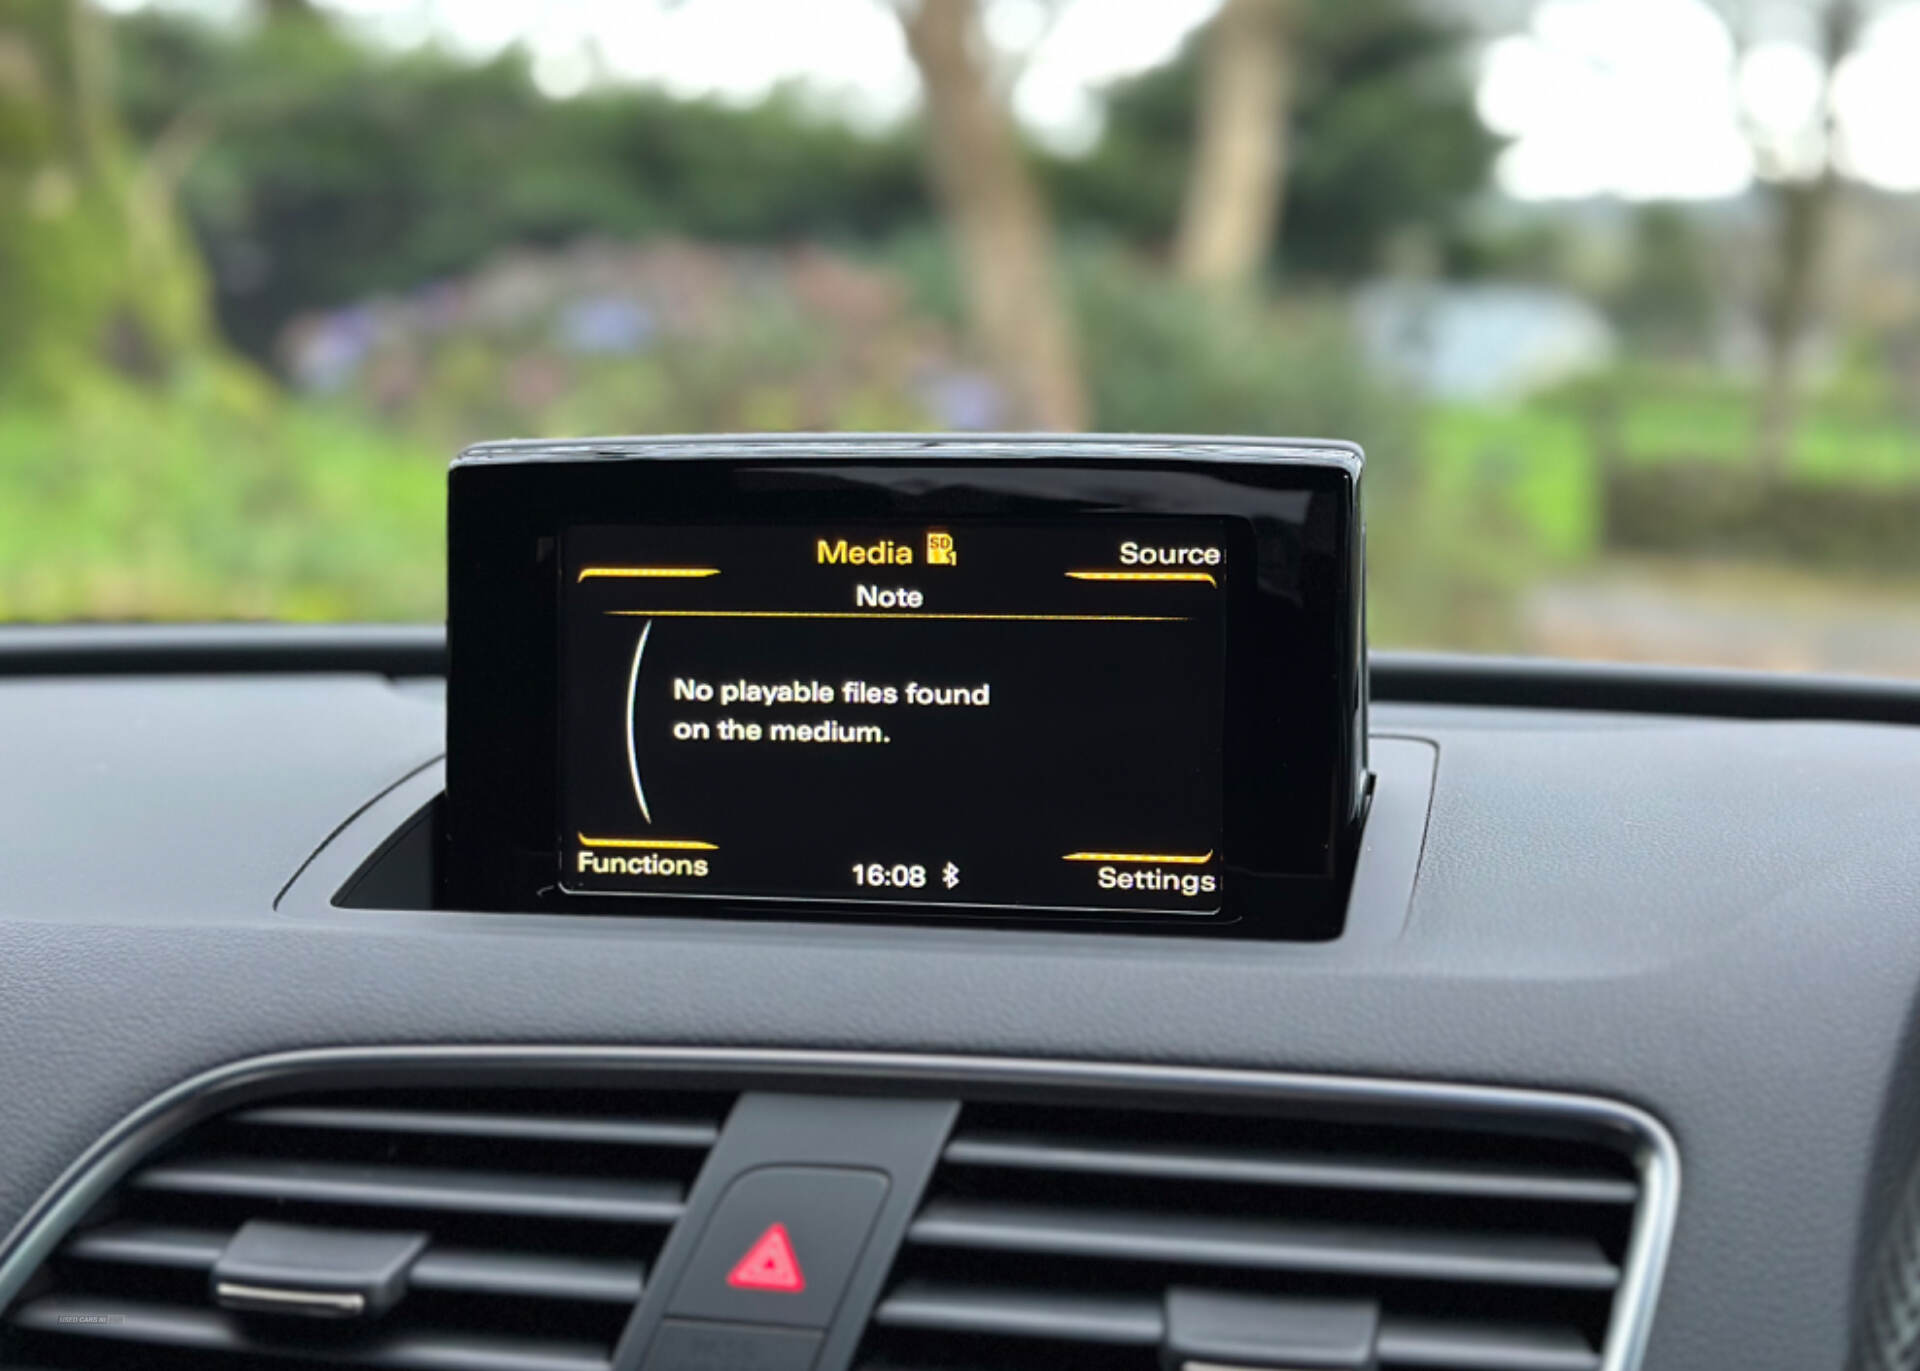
104, 0, 1920, 197
1481, 0, 1920, 195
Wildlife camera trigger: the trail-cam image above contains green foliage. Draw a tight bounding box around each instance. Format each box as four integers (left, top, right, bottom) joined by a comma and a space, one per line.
1, 0, 224, 398
0, 378, 442, 621
289, 240, 948, 447
0, 241, 1414, 624
868, 224, 970, 331
1447, 214, 1576, 283
1067, 246, 1415, 456
1048, 0, 1497, 278
1606, 461, 1920, 572
1367, 400, 1598, 649
107, 0, 1492, 371
1059, 243, 1550, 647
1412, 401, 1590, 558
1606, 206, 1717, 356
3, 0, 1909, 645
1549, 362, 1920, 485
1367, 364, 1920, 648
113, 8, 930, 363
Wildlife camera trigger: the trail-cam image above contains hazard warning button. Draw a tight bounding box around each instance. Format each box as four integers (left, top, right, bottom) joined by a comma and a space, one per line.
668, 1167, 889, 1329
727, 1223, 805, 1293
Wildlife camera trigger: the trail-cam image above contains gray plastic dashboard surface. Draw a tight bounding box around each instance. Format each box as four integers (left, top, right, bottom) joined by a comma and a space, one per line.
3, 671, 1920, 1371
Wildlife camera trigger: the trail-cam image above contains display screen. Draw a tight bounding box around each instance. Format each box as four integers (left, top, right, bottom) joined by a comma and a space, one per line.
560, 521, 1228, 916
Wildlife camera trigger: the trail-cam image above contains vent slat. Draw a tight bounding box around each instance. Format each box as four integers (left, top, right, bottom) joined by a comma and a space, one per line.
63, 1224, 645, 1304
65, 1224, 225, 1270
5, 1087, 727, 1371
870, 1282, 1602, 1371
876, 1280, 1162, 1345
869, 1098, 1646, 1371
907, 1200, 1621, 1290
1378, 1317, 1602, 1371
9, 1296, 611, 1371
942, 1131, 1638, 1205
132, 1157, 684, 1224
412, 1250, 643, 1304
232, 1106, 720, 1150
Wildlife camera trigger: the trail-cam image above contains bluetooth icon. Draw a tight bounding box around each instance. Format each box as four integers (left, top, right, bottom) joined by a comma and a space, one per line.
941, 862, 961, 890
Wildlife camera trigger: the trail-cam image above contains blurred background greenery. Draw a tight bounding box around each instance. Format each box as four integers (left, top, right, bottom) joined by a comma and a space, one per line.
3, 0, 1919, 672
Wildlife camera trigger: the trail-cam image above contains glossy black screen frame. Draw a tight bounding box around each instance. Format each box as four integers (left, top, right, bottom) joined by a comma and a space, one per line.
445, 436, 1366, 938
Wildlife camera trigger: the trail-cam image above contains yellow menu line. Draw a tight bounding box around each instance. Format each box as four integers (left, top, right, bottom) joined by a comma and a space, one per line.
1067, 570, 1217, 587
578, 567, 721, 582
578, 836, 718, 851
1063, 850, 1215, 865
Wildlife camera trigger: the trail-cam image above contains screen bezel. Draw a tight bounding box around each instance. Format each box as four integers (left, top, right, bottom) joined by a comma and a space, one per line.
445, 435, 1366, 938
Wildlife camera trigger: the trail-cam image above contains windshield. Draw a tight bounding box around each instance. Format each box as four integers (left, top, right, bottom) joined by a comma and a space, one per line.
5, 0, 1918, 676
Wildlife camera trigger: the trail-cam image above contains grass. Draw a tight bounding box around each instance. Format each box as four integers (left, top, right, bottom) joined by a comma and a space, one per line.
1614, 389, 1920, 485
0, 389, 445, 621
1405, 380, 1920, 568
1369, 380, 1920, 651
1417, 403, 1597, 558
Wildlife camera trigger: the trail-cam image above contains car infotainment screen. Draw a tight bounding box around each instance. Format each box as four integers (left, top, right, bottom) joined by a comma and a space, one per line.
560, 521, 1227, 915
445, 435, 1366, 937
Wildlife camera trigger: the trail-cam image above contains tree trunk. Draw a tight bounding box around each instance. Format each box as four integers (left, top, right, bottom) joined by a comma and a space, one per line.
1174, 0, 1302, 289
1748, 0, 1859, 480
899, 0, 1087, 431
1753, 176, 1832, 478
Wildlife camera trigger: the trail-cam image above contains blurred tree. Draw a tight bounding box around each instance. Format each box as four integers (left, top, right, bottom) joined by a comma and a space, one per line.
1071, 246, 1411, 452
1716, 0, 1875, 475
0, 0, 219, 396
1174, 0, 1303, 288
1053, 0, 1494, 281
1447, 213, 1575, 284
1610, 205, 1717, 358
113, 6, 929, 365
895, 0, 1086, 428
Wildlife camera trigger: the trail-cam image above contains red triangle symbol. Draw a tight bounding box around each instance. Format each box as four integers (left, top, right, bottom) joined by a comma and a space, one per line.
726, 1222, 806, 1293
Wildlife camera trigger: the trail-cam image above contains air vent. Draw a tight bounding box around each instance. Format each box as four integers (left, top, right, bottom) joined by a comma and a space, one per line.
2, 1085, 731, 1371
858, 1098, 1645, 1371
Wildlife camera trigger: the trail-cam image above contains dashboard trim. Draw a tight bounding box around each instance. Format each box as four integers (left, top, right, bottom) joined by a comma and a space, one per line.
0, 1045, 1677, 1371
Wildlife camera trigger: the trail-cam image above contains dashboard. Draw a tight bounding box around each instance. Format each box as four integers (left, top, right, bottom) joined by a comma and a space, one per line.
3, 440, 1920, 1370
